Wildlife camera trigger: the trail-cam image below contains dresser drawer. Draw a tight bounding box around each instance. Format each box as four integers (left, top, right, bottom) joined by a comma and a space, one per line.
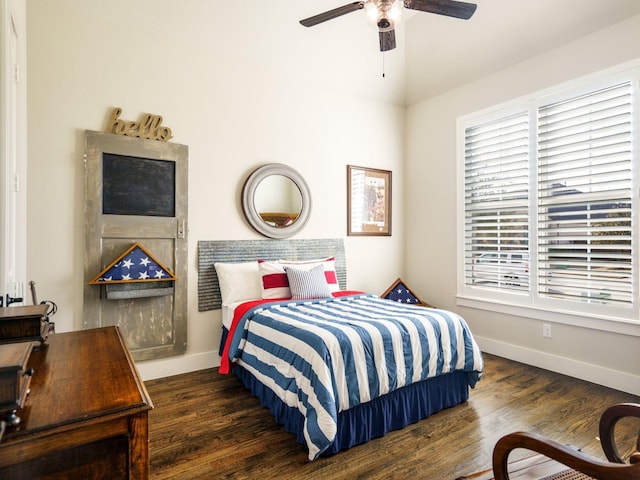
0, 342, 33, 423
0, 305, 49, 344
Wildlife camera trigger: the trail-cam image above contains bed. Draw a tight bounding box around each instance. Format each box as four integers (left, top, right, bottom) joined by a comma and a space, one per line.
198, 239, 483, 461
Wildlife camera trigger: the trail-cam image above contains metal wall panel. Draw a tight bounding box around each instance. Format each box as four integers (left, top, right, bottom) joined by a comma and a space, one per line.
198, 238, 346, 311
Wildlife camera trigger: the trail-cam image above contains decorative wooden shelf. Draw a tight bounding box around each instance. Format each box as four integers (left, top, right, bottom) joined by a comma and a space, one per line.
105, 284, 174, 300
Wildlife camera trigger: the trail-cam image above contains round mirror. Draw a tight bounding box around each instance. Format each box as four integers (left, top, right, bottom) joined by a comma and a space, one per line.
242, 163, 311, 239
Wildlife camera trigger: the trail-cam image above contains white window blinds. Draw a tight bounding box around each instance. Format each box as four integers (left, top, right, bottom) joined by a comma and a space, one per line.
463, 112, 530, 292
537, 82, 633, 304
462, 79, 634, 307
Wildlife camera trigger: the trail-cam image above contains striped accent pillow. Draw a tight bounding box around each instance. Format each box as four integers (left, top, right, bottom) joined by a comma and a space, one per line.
284, 264, 332, 300
280, 258, 339, 293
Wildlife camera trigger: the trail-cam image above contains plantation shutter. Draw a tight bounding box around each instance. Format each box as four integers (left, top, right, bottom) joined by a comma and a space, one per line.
464, 112, 530, 291
537, 82, 633, 304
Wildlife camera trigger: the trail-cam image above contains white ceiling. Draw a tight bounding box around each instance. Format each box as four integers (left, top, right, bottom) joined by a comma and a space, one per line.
77, 1, 640, 108
404, 0, 640, 105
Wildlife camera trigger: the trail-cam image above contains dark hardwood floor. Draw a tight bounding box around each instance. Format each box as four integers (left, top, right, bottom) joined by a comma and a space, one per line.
146, 354, 640, 479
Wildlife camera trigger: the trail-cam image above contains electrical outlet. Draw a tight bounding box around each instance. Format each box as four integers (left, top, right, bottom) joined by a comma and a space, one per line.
542, 323, 552, 338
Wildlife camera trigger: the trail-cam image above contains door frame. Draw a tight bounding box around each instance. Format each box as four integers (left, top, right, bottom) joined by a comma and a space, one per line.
0, 0, 27, 308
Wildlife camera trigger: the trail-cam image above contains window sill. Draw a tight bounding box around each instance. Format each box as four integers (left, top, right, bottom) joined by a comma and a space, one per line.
456, 293, 640, 337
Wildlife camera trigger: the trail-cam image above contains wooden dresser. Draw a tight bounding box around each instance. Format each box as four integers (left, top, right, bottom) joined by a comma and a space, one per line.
0, 326, 153, 479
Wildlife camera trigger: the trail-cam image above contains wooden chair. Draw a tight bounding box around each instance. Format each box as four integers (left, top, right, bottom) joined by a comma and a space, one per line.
459, 403, 640, 480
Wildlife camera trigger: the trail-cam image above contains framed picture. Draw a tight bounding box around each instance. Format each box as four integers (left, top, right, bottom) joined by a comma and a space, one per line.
347, 165, 392, 236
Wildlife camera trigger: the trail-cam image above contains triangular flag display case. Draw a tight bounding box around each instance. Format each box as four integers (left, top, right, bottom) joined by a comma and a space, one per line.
381, 278, 435, 308
90, 242, 176, 299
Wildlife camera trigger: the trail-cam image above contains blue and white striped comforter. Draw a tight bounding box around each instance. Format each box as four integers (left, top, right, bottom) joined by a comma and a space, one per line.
226, 294, 483, 460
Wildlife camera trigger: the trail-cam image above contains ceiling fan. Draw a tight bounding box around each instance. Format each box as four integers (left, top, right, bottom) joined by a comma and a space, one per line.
300, 0, 477, 52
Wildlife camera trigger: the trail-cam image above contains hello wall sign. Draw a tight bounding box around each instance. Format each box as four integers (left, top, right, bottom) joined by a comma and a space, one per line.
105, 107, 173, 142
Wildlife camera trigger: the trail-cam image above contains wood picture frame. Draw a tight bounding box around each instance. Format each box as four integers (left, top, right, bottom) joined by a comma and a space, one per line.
381, 278, 435, 307
347, 165, 392, 236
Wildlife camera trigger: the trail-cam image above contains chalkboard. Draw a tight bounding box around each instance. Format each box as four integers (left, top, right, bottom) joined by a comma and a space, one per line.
102, 153, 175, 217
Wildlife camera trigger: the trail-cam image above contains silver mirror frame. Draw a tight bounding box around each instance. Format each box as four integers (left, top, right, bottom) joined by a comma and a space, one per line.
241, 163, 312, 239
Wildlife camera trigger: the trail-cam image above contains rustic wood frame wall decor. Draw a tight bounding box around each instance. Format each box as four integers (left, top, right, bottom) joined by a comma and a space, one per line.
83, 130, 188, 362
347, 165, 392, 236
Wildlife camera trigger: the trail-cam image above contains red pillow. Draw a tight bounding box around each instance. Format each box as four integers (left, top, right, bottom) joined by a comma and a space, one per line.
258, 257, 339, 299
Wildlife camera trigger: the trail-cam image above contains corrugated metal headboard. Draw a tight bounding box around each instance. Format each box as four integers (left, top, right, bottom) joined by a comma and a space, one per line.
197, 238, 346, 311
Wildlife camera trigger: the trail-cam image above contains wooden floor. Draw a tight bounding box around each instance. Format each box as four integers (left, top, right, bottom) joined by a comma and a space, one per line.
145, 354, 640, 479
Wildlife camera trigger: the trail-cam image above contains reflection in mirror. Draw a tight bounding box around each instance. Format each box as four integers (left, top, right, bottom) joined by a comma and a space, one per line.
255, 175, 302, 228
242, 163, 311, 239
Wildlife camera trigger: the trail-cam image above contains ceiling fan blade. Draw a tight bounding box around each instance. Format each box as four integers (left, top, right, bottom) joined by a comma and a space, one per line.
404, 0, 477, 20
300, 2, 365, 27
379, 29, 396, 52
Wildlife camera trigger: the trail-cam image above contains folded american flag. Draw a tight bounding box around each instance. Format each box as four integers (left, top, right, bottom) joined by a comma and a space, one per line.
90, 243, 176, 284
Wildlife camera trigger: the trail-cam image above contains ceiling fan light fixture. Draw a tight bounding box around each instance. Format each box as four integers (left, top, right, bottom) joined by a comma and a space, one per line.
364, 0, 403, 32
299, 0, 477, 54
386, 0, 403, 24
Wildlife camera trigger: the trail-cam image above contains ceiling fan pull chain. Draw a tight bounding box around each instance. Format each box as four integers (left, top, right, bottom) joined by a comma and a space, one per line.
382, 52, 386, 78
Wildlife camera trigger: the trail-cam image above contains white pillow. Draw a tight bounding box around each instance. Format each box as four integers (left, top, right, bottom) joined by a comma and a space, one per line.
214, 261, 261, 306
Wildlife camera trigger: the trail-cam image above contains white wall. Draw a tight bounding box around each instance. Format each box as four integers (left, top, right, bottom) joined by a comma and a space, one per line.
25, 1, 406, 379
405, 16, 640, 396
26, 1, 639, 393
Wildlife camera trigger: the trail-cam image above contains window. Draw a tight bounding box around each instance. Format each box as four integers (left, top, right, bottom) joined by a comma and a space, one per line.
464, 112, 530, 293
537, 83, 632, 305
459, 67, 637, 325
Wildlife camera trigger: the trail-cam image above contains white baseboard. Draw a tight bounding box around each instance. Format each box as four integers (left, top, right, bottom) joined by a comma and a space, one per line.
476, 336, 640, 397
136, 350, 218, 381
134, 341, 640, 398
